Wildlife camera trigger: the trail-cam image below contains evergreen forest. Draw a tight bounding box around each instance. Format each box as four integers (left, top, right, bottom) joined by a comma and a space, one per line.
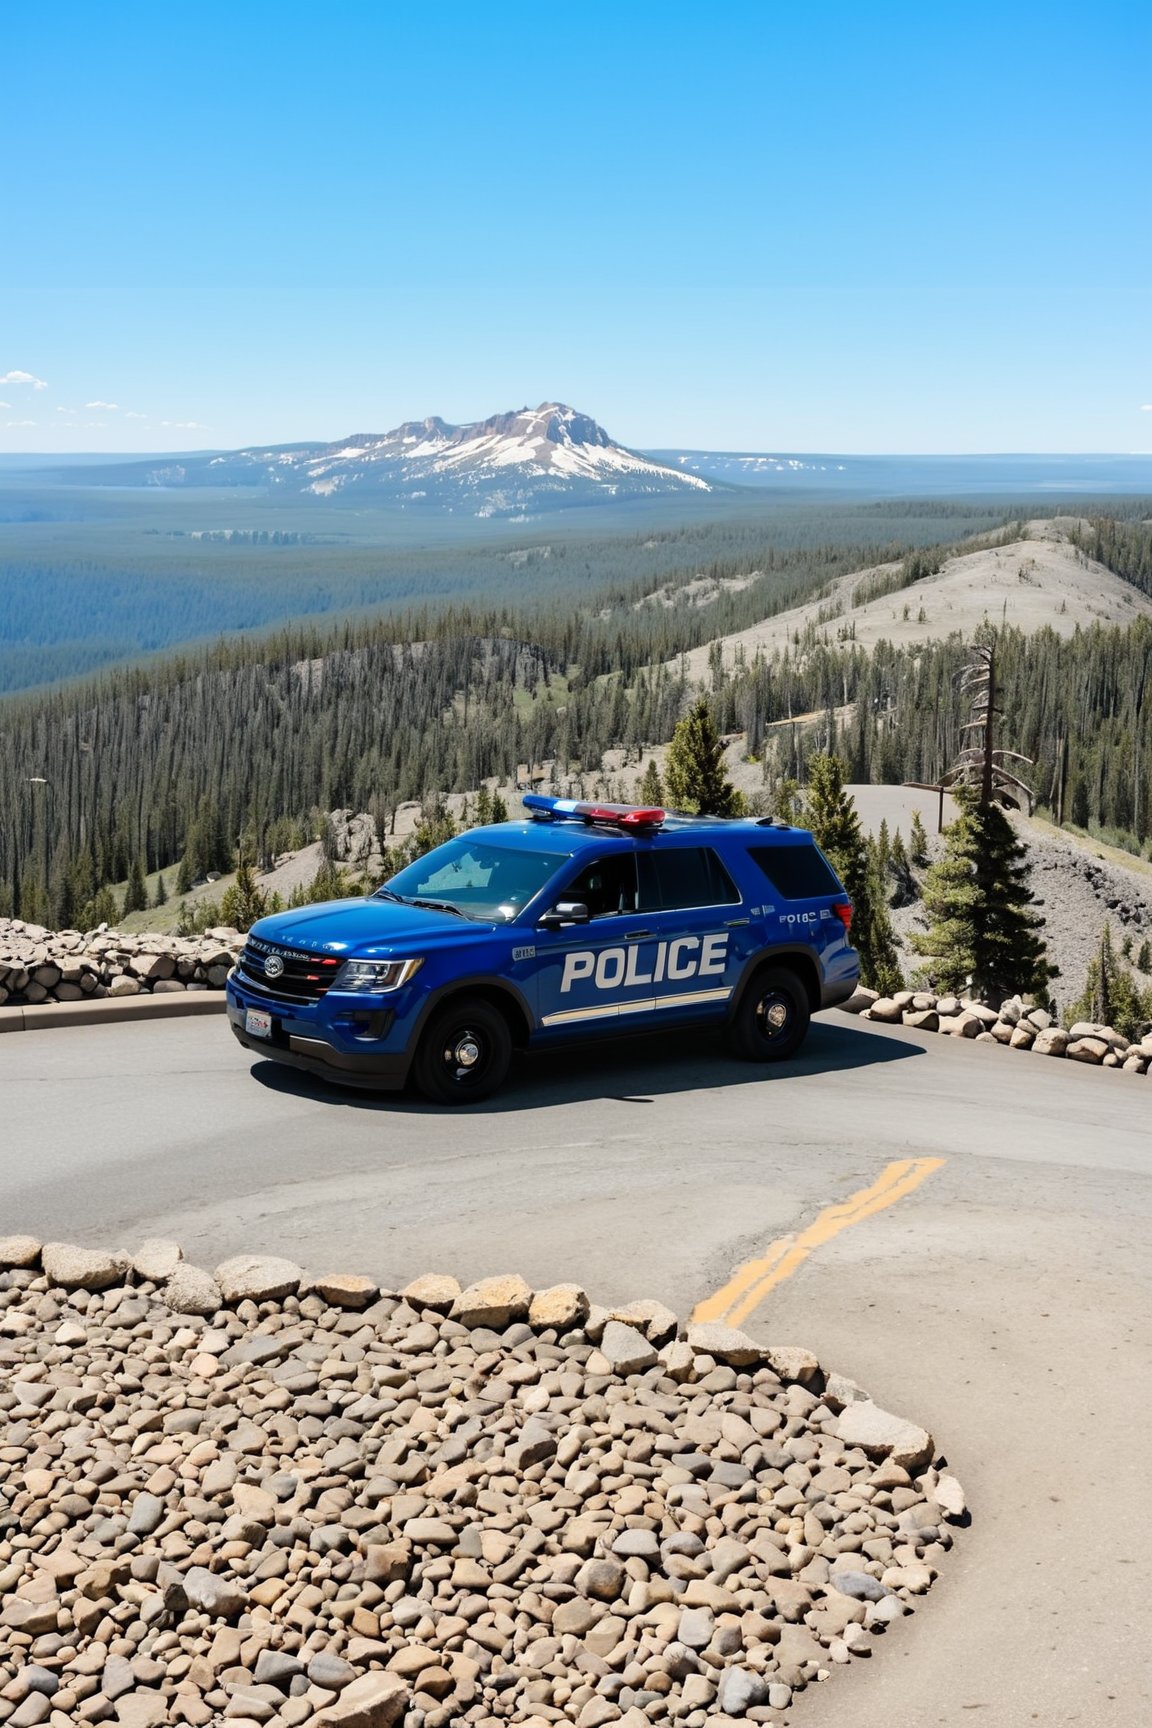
2, 508, 1151, 929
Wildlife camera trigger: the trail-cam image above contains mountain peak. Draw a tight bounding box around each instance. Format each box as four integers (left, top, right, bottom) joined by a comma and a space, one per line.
57, 402, 716, 515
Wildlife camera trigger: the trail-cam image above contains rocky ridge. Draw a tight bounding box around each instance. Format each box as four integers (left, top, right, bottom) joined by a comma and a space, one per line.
0, 1239, 963, 1728
0, 922, 243, 1010
844, 986, 1152, 1071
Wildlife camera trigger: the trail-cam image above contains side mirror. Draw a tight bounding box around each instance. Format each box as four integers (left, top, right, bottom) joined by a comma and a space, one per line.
539, 901, 590, 929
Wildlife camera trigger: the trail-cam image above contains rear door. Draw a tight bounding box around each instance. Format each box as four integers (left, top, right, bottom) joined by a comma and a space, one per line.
632, 843, 755, 1023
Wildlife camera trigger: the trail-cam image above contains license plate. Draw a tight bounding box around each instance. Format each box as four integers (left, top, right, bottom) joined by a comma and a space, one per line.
245, 1008, 272, 1039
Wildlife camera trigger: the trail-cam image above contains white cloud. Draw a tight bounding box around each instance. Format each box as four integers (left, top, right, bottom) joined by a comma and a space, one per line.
1141, 404, 1152, 412
56, 405, 78, 414
124, 411, 147, 420
3, 419, 37, 427
85, 400, 118, 410
0, 401, 9, 409
160, 419, 210, 430
0, 370, 48, 389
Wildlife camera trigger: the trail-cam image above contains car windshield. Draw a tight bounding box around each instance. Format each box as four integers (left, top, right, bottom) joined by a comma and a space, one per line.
376, 838, 562, 922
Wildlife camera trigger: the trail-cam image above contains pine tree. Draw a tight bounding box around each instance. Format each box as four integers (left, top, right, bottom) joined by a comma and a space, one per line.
887, 827, 916, 907
220, 859, 272, 933
153, 873, 168, 908
664, 700, 744, 816
1069, 924, 1152, 1040
490, 791, 508, 823
473, 786, 493, 828
176, 854, 193, 895
912, 791, 1053, 1002
122, 857, 148, 917
638, 757, 664, 805
803, 753, 901, 992
909, 809, 930, 867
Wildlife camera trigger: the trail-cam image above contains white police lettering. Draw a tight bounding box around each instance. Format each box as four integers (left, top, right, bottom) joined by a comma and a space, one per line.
560, 933, 730, 994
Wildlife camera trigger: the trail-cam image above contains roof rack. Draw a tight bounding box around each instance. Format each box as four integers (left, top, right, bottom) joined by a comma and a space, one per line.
522, 794, 666, 832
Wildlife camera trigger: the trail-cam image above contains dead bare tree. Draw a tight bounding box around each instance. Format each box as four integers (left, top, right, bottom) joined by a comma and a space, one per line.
942, 641, 1035, 813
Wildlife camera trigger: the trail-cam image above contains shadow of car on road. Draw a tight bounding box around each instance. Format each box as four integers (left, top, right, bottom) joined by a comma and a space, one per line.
246, 1014, 923, 1116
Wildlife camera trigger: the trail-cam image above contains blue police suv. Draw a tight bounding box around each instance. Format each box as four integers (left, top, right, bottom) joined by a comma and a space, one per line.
226, 797, 860, 1103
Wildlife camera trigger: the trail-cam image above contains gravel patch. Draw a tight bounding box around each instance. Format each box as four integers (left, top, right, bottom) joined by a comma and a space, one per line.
0, 1243, 963, 1727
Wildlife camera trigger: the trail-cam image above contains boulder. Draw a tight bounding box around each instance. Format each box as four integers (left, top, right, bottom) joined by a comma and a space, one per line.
401, 1272, 461, 1311
607, 1297, 678, 1342
840, 986, 878, 1014
452, 1273, 533, 1328
41, 1241, 124, 1291
833, 1399, 934, 1471
1009, 1023, 1036, 1049
0, 1234, 42, 1269
765, 1344, 821, 1383
1032, 1027, 1069, 1057
686, 1321, 762, 1366
215, 1253, 304, 1302
1067, 1036, 1108, 1065
315, 1672, 409, 1727
867, 996, 903, 1023
164, 1263, 222, 1317
182, 1566, 247, 1618
903, 1008, 939, 1032
133, 1238, 183, 1282
309, 1273, 379, 1309
599, 1320, 659, 1375
529, 1283, 591, 1331
938, 1012, 980, 1038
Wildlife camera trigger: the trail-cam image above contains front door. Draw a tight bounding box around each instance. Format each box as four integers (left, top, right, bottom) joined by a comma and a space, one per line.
529, 844, 755, 1036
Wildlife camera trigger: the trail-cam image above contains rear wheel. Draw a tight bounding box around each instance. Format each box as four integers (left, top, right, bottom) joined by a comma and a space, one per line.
412, 996, 512, 1104
727, 965, 811, 1062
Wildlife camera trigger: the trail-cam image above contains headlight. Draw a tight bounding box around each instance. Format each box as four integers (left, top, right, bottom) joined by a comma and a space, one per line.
332, 957, 424, 993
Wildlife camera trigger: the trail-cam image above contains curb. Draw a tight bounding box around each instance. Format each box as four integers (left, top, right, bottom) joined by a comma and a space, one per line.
0, 993, 228, 1034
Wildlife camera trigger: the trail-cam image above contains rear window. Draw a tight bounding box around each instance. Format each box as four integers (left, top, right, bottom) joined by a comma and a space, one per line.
639, 847, 741, 910
748, 843, 842, 900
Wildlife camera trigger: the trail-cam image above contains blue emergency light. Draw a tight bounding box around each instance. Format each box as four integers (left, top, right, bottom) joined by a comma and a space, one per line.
522, 793, 666, 831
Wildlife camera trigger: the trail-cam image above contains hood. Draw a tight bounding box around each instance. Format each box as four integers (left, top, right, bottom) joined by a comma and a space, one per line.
250, 897, 489, 957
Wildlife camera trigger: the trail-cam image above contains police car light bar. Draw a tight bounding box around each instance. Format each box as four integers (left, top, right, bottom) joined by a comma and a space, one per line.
522, 793, 666, 830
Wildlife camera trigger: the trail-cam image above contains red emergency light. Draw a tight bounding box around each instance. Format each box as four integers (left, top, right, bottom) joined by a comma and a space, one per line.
522, 793, 666, 831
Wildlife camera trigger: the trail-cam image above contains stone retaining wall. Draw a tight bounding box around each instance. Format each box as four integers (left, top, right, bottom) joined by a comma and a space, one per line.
843, 986, 1152, 1072
0, 920, 243, 1010
0, 1236, 964, 1728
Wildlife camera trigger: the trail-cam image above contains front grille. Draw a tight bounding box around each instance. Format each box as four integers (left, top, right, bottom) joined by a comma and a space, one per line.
238, 937, 342, 1004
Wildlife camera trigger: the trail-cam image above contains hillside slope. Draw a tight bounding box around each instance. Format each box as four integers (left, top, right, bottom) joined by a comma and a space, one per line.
671, 520, 1152, 677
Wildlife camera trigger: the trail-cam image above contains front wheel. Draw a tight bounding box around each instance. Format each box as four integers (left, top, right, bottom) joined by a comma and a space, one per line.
412, 996, 512, 1104
727, 966, 811, 1062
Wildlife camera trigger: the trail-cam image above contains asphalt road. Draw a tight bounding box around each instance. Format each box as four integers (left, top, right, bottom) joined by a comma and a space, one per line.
2, 1012, 1149, 1728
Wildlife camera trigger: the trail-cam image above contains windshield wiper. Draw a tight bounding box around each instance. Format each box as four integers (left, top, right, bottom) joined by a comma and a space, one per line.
405, 897, 473, 919
373, 887, 403, 902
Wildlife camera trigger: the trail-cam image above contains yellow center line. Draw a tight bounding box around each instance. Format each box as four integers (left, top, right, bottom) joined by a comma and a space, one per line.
692, 1157, 946, 1329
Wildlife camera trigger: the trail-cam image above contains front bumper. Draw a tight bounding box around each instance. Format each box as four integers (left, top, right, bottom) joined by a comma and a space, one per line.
227, 980, 412, 1091
229, 1020, 410, 1090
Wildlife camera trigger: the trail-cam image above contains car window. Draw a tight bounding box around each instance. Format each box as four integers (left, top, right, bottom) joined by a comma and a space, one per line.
638, 847, 741, 911
562, 853, 638, 918
382, 839, 560, 920
748, 843, 842, 899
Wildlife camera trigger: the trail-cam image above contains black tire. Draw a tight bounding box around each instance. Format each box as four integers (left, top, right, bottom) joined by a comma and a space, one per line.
412, 996, 512, 1104
727, 965, 811, 1062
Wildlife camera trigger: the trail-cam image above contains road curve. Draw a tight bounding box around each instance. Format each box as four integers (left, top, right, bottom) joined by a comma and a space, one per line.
2, 1012, 1149, 1728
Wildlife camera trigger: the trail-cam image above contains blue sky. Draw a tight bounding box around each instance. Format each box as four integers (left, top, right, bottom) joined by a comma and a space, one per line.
2, 1, 1149, 454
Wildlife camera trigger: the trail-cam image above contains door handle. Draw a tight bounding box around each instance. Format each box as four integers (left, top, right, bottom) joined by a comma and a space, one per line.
724, 918, 750, 927
624, 929, 653, 940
